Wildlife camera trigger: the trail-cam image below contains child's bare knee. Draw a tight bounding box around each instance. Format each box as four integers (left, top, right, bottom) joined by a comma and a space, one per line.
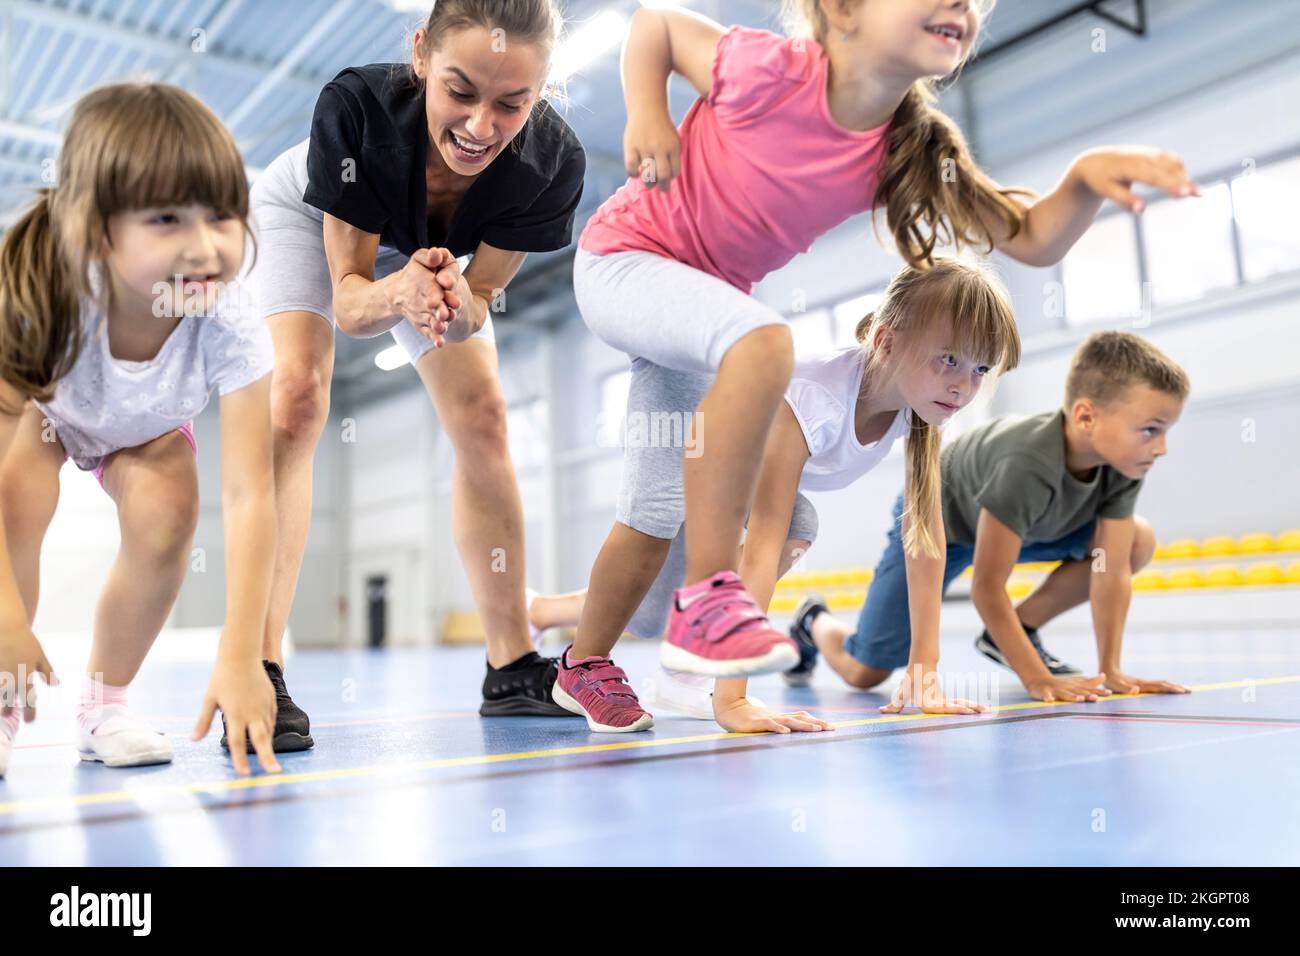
1131, 515, 1157, 569
846, 664, 892, 690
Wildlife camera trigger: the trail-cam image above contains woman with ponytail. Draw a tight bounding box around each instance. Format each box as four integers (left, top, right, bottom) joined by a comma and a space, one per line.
0, 82, 281, 778
556, 0, 1197, 732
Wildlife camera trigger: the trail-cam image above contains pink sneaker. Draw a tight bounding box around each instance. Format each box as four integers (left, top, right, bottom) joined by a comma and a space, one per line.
551, 647, 654, 733
662, 571, 800, 677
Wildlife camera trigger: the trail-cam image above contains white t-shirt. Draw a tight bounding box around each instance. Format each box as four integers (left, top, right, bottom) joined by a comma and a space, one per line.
784, 346, 912, 492
35, 280, 275, 470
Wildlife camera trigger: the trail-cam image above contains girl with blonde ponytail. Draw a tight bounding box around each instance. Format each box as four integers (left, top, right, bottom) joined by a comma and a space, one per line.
564, 0, 1198, 734
714, 257, 1020, 720
524, 258, 1019, 729
0, 81, 281, 779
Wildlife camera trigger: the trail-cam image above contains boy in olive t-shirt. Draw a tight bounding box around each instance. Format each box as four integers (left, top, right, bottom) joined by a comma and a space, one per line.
787, 331, 1194, 706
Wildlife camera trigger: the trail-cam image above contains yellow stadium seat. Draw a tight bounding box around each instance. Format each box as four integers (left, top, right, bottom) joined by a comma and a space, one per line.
768, 595, 800, 614
1200, 536, 1236, 557
1163, 539, 1201, 560
1204, 565, 1244, 588
1237, 532, 1276, 555
1286, 562, 1300, 584
1245, 563, 1285, 587
1006, 580, 1034, 599
1167, 568, 1205, 589
826, 591, 866, 610
1277, 530, 1300, 553
1153, 544, 1172, 561
1132, 570, 1167, 591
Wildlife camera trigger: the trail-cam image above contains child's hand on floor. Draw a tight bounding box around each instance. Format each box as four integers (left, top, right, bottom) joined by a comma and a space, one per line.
0, 625, 57, 721
1025, 673, 1113, 703
193, 658, 281, 776
1102, 672, 1191, 695
714, 696, 833, 735
881, 663, 988, 715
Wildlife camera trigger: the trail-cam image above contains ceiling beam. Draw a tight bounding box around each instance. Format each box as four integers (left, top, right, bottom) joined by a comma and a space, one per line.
0, 0, 341, 103
223, 0, 353, 133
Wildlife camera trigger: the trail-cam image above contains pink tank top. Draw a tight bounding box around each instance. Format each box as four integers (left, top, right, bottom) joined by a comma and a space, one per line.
581, 27, 893, 294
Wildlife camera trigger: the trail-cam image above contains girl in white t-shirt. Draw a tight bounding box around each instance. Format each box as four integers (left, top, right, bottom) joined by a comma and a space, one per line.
0, 82, 281, 778
529, 258, 1021, 732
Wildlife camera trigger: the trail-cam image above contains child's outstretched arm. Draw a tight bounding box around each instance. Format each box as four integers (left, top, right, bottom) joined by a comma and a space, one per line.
190, 375, 281, 775
621, 6, 725, 190
1090, 516, 1189, 696
715, 403, 830, 735
971, 509, 1109, 703
0, 384, 57, 721
987, 147, 1201, 267
882, 457, 984, 715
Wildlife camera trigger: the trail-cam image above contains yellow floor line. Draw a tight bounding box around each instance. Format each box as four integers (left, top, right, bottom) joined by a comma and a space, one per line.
1, 674, 1296, 817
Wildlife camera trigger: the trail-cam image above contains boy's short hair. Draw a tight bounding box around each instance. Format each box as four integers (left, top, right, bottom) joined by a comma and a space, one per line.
1065, 331, 1190, 408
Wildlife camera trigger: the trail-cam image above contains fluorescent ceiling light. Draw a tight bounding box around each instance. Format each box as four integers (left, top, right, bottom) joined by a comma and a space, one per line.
375, 344, 411, 371
549, 10, 628, 84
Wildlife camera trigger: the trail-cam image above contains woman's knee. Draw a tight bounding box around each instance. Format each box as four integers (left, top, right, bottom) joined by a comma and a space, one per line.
271, 360, 332, 443
446, 389, 510, 460
845, 662, 892, 691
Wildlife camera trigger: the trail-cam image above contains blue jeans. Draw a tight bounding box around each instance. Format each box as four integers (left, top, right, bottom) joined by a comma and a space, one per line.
845, 494, 1097, 670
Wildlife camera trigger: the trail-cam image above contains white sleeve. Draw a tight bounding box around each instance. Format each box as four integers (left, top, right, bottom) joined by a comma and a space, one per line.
783, 379, 846, 459
206, 285, 275, 396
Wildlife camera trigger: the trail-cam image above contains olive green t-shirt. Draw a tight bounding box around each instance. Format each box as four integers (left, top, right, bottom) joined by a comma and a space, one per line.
940, 409, 1144, 546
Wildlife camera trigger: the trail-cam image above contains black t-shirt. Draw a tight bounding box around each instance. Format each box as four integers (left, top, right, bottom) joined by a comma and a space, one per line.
303, 64, 586, 258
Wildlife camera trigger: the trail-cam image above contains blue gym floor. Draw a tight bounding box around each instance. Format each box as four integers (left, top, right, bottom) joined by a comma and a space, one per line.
2, 626, 1298, 865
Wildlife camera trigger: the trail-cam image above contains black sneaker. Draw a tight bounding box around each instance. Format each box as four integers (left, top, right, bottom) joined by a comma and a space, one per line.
975, 626, 1080, 676
480, 651, 579, 717
783, 594, 828, 687
221, 660, 314, 753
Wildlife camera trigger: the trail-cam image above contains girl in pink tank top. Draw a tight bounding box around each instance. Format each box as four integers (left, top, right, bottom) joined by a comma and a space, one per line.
554, 0, 1202, 735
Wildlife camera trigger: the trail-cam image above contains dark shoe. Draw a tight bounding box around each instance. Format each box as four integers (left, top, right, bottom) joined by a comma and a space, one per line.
975, 626, 1080, 676
783, 594, 828, 687
221, 660, 315, 753
480, 651, 580, 717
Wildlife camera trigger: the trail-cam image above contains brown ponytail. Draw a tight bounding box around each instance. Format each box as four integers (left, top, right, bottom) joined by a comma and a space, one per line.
875, 84, 1035, 270
782, 0, 1037, 270
0, 189, 83, 412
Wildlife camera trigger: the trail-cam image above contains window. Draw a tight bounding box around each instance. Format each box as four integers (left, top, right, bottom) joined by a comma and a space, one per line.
832, 291, 885, 346
1143, 181, 1237, 307
1061, 213, 1141, 325
1233, 155, 1300, 283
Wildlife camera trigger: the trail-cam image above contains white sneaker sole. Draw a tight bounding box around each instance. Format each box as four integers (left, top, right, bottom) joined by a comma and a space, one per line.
77, 735, 174, 768
644, 680, 714, 720
551, 678, 654, 734
660, 640, 800, 678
